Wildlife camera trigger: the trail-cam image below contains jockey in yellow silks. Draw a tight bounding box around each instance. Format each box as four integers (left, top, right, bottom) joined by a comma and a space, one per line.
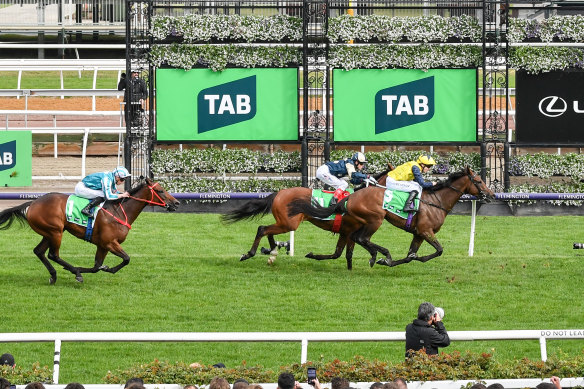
386, 154, 436, 212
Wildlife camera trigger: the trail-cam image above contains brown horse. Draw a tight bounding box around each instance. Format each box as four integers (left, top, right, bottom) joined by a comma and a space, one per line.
288, 167, 495, 267
0, 178, 179, 284
221, 166, 393, 270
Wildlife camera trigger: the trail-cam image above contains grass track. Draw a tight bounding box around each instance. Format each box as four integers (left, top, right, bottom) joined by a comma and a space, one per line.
1, 212, 584, 383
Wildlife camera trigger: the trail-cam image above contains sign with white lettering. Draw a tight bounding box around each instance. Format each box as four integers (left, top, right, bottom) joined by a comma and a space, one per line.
156, 68, 298, 141
0, 131, 32, 187
333, 69, 477, 142
516, 70, 584, 144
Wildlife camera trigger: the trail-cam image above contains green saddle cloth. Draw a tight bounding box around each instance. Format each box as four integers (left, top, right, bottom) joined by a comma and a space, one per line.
65, 195, 100, 227
310, 188, 353, 221
382, 189, 420, 219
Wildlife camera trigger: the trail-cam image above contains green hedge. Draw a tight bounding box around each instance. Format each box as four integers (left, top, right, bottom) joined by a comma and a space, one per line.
103, 351, 584, 385
152, 149, 584, 205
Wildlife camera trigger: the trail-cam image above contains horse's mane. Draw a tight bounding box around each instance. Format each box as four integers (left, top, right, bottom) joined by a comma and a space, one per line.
430, 169, 467, 191
110, 180, 147, 203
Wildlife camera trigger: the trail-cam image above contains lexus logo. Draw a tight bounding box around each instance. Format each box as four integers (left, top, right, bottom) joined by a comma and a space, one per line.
538, 96, 567, 117
538, 96, 584, 118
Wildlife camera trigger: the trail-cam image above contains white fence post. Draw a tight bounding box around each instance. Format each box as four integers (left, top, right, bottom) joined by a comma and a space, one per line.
53, 339, 61, 384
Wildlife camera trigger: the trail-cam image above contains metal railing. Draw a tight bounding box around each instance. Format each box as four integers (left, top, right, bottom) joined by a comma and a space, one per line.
1, 330, 584, 384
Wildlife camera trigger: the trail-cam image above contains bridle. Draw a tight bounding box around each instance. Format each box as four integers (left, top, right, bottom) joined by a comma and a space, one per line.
98, 182, 170, 228
422, 170, 489, 212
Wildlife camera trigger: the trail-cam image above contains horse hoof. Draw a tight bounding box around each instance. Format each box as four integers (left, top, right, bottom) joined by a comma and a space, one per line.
49, 277, 56, 285
305, 252, 314, 258
376, 259, 389, 267
99, 265, 109, 271
369, 258, 376, 268
267, 256, 276, 265
240, 254, 248, 261
260, 247, 271, 255
75, 276, 84, 283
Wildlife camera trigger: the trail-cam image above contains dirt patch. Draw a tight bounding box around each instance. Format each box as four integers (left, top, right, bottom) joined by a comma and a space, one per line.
0, 96, 122, 111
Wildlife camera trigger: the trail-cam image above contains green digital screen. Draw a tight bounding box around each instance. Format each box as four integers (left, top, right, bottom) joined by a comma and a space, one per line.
156, 68, 299, 141
0, 131, 32, 187
333, 69, 477, 142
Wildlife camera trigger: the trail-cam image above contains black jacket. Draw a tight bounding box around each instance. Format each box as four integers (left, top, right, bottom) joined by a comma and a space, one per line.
405, 319, 450, 357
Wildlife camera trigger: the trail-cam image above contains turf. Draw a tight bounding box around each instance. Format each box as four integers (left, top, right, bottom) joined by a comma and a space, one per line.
1, 212, 583, 383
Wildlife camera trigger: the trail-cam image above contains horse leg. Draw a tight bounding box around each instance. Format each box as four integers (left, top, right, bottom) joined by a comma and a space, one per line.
240, 222, 295, 262
305, 234, 346, 261
76, 246, 108, 274
380, 235, 425, 267
33, 237, 58, 285
45, 234, 83, 283
349, 224, 390, 268
345, 239, 355, 271
413, 232, 444, 263
99, 241, 130, 274
260, 235, 278, 255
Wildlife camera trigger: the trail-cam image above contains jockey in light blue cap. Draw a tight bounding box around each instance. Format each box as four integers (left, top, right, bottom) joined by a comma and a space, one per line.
75, 166, 132, 216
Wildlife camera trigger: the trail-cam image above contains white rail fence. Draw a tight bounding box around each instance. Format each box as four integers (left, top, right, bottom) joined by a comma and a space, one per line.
1, 330, 584, 384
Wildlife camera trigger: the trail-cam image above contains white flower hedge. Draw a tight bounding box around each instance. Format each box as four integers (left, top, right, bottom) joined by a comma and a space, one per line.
327, 14, 481, 43
151, 14, 303, 42
508, 15, 584, 43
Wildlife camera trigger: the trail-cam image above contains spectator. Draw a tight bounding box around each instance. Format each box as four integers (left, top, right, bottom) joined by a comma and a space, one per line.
248, 385, 263, 389
24, 383, 45, 389
124, 378, 144, 389
64, 383, 85, 389
213, 363, 226, 369
331, 377, 350, 389
370, 383, 383, 389
315, 152, 371, 205
393, 378, 408, 389
233, 379, 249, 389
209, 377, 230, 389
405, 302, 450, 358
536, 377, 561, 389
486, 384, 504, 389
118, 70, 148, 126
0, 353, 15, 367
277, 373, 296, 389
184, 385, 199, 389
0, 378, 11, 389
383, 383, 399, 389
469, 384, 486, 389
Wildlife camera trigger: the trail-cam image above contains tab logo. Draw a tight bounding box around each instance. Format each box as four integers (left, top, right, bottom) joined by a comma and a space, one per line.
0, 140, 16, 171
197, 76, 257, 133
375, 76, 435, 133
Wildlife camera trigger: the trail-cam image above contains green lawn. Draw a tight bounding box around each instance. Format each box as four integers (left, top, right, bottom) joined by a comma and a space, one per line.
0, 71, 120, 89
1, 211, 583, 383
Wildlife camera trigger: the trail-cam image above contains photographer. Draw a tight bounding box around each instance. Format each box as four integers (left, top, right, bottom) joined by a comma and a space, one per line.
118, 70, 148, 126
405, 302, 450, 358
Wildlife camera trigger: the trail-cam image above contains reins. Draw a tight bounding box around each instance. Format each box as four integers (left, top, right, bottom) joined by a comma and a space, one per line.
98, 183, 168, 228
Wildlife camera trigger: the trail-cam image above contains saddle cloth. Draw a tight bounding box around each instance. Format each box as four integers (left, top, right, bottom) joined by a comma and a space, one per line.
310, 189, 353, 221
65, 195, 102, 227
382, 189, 420, 219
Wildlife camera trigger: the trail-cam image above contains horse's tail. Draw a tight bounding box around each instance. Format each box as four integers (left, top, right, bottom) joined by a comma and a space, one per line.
221, 192, 277, 223
0, 202, 32, 230
288, 197, 346, 219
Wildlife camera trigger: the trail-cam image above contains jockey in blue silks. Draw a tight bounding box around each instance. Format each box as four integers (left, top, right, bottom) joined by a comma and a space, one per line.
316, 152, 375, 205
74, 166, 132, 216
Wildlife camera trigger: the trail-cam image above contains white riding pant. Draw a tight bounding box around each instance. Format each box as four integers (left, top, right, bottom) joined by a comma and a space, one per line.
74, 182, 105, 199
316, 165, 349, 191
385, 178, 423, 194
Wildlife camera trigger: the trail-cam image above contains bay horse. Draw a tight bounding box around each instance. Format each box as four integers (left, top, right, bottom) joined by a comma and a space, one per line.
0, 178, 179, 284
288, 167, 495, 268
221, 166, 393, 270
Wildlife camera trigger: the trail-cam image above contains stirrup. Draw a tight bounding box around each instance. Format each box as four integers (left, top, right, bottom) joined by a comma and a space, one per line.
81, 206, 93, 216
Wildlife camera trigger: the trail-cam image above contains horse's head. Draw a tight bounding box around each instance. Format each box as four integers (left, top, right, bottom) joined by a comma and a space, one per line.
464, 166, 495, 202
140, 178, 180, 211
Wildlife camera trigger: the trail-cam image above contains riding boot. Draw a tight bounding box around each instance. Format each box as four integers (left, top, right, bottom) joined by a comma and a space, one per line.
81, 197, 104, 216
403, 191, 418, 212
329, 188, 345, 206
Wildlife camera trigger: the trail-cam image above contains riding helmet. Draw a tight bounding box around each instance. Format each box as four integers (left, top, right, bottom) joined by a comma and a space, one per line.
352, 152, 367, 164
417, 154, 436, 166
113, 166, 132, 178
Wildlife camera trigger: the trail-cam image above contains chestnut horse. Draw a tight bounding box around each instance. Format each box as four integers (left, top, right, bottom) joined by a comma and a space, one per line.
288, 167, 495, 268
0, 178, 179, 284
221, 166, 393, 270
